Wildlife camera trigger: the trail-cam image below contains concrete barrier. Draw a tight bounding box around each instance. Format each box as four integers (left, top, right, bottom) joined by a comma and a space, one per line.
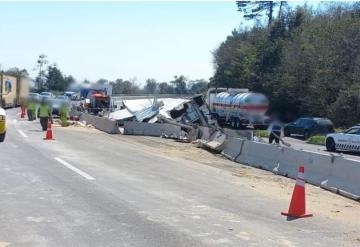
222, 128, 253, 140
198, 126, 217, 140
199, 130, 227, 152
80, 113, 120, 134
235, 141, 282, 171
222, 137, 245, 161
275, 148, 333, 186
228, 140, 360, 200
321, 157, 360, 200
123, 121, 182, 137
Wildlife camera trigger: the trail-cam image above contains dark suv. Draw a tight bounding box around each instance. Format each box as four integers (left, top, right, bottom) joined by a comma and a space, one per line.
284, 117, 334, 139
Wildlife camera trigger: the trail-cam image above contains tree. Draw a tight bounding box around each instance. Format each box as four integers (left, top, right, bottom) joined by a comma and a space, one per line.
5, 67, 29, 78
158, 82, 174, 94
96, 78, 108, 85
35, 54, 48, 91
144, 78, 158, 94
236, 1, 282, 26
213, 3, 360, 126
330, 84, 360, 127
170, 75, 188, 94
46, 65, 65, 91
111, 78, 140, 94
188, 79, 208, 94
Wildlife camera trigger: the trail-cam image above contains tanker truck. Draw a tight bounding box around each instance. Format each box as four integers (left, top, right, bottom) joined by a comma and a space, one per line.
206, 88, 269, 129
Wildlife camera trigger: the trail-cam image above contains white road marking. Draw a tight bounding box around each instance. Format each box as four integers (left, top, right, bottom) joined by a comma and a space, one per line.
17, 130, 28, 138
54, 157, 95, 180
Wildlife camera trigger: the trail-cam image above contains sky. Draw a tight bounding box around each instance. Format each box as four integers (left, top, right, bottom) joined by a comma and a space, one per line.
0, 1, 246, 84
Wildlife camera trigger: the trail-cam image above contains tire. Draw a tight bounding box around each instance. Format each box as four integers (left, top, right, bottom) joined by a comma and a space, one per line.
284, 129, 290, 137
326, 137, 336, 152
0, 132, 6, 143
303, 130, 311, 140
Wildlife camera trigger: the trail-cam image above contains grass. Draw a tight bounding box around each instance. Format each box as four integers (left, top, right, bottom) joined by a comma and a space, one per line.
306, 135, 326, 145
254, 129, 269, 138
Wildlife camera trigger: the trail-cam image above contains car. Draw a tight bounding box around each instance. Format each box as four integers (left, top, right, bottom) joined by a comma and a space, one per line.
0, 108, 6, 142
64, 91, 75, 100
284, 117, 334, 139
325, 125, 360, 152
29, 92, 40, 99
40, 92, 54, 98
52, 96, 70, 116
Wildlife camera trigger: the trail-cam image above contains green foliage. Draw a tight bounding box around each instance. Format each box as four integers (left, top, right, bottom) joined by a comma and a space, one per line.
110, 78, 140, 94
213, 3, 360, 127
306, 135, 325, 145
254, 129, 269, 138
236, 1, 281, 26
46, 65, 74, 91
170, 75, 188, 94
188, 79, 208, 94
144, 79, 158, 94
5, 67, 29, 78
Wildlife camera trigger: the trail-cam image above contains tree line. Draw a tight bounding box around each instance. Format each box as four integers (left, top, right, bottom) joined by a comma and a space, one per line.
212, 2, 360, 127
29, 55, 209, 96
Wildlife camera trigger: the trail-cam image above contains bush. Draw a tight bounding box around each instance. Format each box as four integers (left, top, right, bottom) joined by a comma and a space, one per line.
306, 135, 325, 145
254, 129, 269, 138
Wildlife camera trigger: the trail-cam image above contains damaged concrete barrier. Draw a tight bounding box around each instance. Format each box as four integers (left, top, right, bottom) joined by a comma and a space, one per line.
123, 121, 182, 137
199, 130, 227, 152
321, 157, 360, 200
80, 113, 120, 134
198, 126, 217, 140
275, 148, 333, 186
221, 136, 245, 161
222, 128, 253, 140
235, 140, 282, 171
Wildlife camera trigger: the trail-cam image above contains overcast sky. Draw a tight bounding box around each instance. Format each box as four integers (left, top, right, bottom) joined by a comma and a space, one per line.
0, 1, 247, 84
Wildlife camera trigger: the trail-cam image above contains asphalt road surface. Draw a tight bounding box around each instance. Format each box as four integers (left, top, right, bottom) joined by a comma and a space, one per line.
1, 108, 359, 246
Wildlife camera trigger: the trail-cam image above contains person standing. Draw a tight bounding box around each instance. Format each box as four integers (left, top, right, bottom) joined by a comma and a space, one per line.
39, 98, 51, 131
268, 114, 282, 144
59, 101, 69, 127
27, 98, 36, 121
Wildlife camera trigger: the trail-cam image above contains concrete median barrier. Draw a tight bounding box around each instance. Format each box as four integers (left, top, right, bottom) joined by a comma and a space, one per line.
198, 126, 216, 140
228, 139, 360, 200
199, 130, 227, 152
123, 121, 182, 137
80, 113, 120, 134
222, 137, 245, 161
235, 141, 282, 171
321, 157, 360, 200
275, 148, 333, 186
222, 128, 253, 140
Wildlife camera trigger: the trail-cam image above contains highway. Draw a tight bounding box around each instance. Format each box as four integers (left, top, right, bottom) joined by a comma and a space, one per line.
1, 108, 360, 246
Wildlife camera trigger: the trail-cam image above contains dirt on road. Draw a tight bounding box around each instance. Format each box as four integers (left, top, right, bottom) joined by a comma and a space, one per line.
64, 125, 360, 239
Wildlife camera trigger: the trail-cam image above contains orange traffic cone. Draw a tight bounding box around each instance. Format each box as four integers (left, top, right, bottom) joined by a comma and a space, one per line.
44, 120, 55, 140
281, 165, 312, 218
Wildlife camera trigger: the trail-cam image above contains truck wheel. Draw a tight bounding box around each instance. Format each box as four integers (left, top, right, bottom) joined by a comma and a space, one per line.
326, 138, 336, 152
0, 132, 6, 142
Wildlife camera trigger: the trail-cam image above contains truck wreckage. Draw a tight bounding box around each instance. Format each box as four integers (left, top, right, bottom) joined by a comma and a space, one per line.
72, 88, 260, 150
108, 95, 217, 141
